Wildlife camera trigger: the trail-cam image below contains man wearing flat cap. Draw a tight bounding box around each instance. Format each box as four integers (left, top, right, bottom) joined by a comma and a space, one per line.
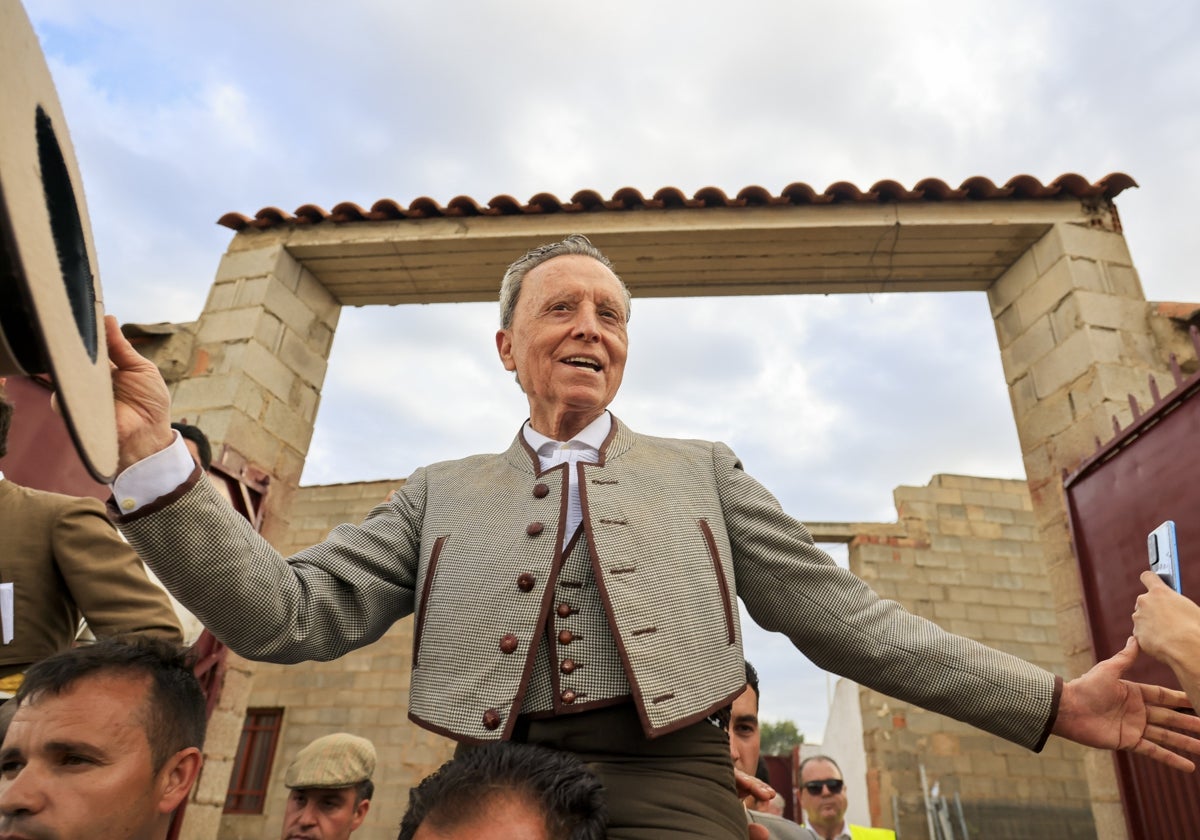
280, 733, 375, 840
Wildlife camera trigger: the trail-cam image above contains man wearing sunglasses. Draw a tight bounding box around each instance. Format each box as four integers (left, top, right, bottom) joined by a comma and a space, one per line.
798, 757, 894, 840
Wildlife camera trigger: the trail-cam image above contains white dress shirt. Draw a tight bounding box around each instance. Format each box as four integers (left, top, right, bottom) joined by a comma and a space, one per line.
109, 430, 195, 512
521, 412, 611, 546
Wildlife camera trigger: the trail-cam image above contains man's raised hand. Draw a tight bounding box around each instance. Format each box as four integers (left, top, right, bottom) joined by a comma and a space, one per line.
104, 315, 175, 472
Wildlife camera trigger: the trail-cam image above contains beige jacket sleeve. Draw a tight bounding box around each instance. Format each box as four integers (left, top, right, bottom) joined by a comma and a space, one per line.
58, 494, 183, 643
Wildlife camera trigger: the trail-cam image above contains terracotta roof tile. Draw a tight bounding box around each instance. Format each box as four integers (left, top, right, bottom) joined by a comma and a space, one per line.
216, 173, 1136, 232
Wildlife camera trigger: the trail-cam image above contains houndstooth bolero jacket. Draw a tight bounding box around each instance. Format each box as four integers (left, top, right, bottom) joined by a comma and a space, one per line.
118, 416, 1059, 746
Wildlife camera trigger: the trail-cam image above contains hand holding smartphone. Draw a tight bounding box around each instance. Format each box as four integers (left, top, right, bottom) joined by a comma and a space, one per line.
1148, 520, 1183, 593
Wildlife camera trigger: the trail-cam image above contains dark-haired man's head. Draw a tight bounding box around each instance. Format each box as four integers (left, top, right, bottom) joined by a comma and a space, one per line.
0, 636, 205, 840
730, 660, 762, 782
397, 742, 606, 840
798, 755, 848, 838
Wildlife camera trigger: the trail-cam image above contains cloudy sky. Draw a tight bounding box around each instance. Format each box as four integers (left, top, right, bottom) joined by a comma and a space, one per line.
21, 1, 1199, 741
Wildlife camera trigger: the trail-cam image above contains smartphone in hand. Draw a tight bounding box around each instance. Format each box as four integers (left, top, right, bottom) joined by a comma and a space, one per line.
1148, 520, 1183, 593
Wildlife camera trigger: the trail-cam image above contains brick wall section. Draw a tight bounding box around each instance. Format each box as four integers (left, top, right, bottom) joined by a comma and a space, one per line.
135, 238, 347, 840
851, 474, 1095, 840
180, 655, 257, 840
171, 238, 341, 547
988, 220, 1187, 838
217, 479, 456, 840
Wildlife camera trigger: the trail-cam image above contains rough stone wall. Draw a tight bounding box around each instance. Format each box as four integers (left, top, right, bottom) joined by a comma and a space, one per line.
181, 656, 257, 840
216, 479, 456, 840
133, 238, 347, 840
173, 240, 341, 546
850, 474, 1096, 840
988, 221, 1197, 837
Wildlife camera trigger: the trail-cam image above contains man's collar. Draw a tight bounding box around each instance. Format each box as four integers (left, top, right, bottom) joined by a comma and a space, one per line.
522, 412, 612, 453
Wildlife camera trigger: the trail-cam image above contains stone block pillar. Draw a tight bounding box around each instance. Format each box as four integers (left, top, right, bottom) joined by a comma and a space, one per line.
179, 655, 257, 840
988, 220, 1170, 839
167, 237, 341, 839
170, 238, 341, 544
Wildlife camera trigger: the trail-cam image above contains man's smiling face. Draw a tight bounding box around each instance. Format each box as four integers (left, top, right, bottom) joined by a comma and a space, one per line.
496, 254, 629, 440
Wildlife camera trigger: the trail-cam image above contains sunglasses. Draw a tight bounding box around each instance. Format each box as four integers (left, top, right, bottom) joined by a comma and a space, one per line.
803, 779, 844, 795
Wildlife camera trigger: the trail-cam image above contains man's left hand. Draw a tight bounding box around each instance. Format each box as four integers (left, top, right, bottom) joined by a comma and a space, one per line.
1051, 636, 1200, 771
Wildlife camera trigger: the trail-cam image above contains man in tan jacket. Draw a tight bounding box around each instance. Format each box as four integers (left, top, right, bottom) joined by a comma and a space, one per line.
0, 378, 181, 688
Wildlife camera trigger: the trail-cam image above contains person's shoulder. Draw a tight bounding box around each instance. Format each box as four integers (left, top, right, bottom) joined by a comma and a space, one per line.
620, 428, 742, 474
0, 483, 113, 542
0, 480, 102, 513
424, 449, 510, 473
420, 425, 530, 475
624, 426, 721, 456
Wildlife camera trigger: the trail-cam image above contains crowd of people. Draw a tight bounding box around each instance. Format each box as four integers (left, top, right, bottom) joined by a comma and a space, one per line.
2, 236, 1199, 839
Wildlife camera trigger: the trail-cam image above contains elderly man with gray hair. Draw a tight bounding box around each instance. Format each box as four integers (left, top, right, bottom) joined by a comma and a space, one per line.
105, 234, 1200, 839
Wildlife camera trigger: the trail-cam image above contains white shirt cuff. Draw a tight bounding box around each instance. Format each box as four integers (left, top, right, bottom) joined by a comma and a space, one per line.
110, 431, 195, 513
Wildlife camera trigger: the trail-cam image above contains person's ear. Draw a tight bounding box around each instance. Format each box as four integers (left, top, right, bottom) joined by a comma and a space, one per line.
496, 329, 516, 371
156, 748, 203, 815
351, 797, 370, 830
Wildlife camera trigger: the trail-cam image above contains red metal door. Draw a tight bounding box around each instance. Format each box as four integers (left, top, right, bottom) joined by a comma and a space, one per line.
1064, 340, 1200, 837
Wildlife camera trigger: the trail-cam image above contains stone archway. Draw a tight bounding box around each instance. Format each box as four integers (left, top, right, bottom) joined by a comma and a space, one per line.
167, 186, 1193, 840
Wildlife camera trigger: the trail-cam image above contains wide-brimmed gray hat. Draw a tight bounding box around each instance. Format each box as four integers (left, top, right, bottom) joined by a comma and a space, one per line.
284, 733, 376, 789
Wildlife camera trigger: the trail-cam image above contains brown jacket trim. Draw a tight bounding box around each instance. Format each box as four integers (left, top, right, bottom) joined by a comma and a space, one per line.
518, 694, 633, 721
107, 463, 204, 523
594, 412, 619, 465
412, 535, 447, 668
499, 465, 571, 740
577, 457, 658, 736
516, 427, 540, 472
643, 683, 746, 740
699, 518, 736, 645
1033, 675, 1064, 752
408, 710, 493, 745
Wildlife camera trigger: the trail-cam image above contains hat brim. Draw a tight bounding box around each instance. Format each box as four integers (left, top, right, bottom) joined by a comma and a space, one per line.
0, 3, 118, 482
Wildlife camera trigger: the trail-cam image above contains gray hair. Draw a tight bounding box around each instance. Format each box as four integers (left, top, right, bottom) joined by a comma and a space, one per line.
498, 234, 631, 329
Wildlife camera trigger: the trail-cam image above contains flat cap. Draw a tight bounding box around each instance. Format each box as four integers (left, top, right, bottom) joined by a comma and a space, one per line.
284, 733, 376, 789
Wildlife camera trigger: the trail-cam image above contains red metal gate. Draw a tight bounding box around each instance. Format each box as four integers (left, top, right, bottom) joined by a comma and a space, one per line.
1064, 329, 1200, 837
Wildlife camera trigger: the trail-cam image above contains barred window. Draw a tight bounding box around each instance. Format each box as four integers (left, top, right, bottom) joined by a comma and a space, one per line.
224, 708, 284, 814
